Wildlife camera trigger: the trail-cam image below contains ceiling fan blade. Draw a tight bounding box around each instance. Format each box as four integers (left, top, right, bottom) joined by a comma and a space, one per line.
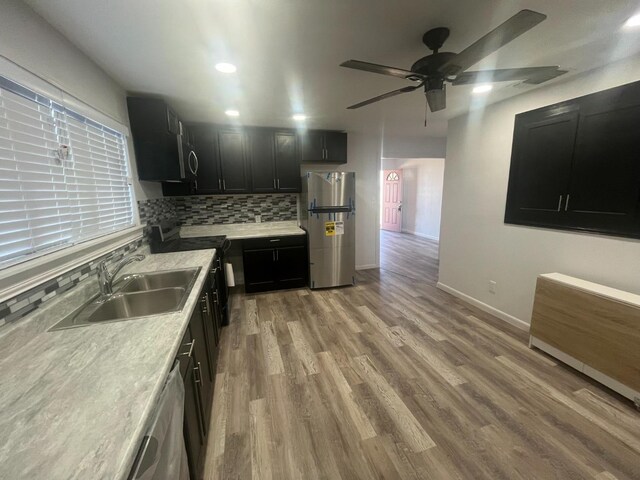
439, 9, 547, 77
347, 84, 422, 109
452, 66, 567, 85
341, 60, 424, 80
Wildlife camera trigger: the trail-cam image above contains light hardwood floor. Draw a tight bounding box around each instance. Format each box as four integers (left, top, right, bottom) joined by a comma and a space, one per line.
203, 232, 640, 480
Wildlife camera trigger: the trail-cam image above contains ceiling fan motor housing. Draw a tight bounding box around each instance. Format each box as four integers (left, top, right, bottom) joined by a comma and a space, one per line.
411, 52, 456, 76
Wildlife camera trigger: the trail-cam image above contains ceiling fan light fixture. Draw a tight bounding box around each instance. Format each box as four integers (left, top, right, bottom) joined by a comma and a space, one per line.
225, 109, 239, 117
215, 62, 237, 73
292, 114, 307, 121
623, 14, 640, 28
472, 84, 493, 94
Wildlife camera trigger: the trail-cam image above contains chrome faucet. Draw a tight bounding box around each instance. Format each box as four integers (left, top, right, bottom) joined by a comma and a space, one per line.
97, 254, 145, 295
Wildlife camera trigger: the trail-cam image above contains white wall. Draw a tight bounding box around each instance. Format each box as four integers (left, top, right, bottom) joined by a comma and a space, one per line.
383, 158, 444, 241
302, 132, 382, 269
0, 0, 161, 201
439, 56, 640, 327
383, 135, 446, 159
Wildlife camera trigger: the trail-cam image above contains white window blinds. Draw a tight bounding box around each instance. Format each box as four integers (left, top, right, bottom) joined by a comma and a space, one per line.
0, 75, 135, 267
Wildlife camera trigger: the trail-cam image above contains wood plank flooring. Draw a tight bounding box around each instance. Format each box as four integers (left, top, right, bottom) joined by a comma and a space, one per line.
203, 232, 640, 480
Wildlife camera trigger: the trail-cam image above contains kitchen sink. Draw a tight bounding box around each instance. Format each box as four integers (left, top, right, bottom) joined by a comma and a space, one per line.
119, 268, 199, 293
86, 288, 186, 322
49, 267, 201, 331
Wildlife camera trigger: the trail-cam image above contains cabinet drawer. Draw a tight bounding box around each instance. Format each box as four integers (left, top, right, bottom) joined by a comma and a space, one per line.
242, 234, 306, 250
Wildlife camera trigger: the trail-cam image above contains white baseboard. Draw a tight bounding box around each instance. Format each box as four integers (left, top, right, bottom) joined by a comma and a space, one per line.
436, 282, 529, 331
356, 264, 379, 271
400, 229, 439, 241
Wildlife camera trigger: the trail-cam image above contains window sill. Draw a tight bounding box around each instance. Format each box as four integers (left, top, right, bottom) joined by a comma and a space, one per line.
0, 226, 144, 304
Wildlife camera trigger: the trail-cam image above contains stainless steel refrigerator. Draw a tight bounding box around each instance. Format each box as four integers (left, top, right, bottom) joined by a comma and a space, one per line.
301, 172, 356, 289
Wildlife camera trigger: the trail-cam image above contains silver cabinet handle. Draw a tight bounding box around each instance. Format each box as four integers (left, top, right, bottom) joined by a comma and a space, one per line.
564, 194, 570, 211
200, 295, 208, 314
277, 179, 280, 189
218, 178, 222, 190
276, 249, 279, 261
179, 339, 195, 358
557, 195, 563, 212
194, 362, 202, 384
272, 250, 276, 262
269, 238, 281, 242
222, 179, 226, 190
273, 178, 276, 189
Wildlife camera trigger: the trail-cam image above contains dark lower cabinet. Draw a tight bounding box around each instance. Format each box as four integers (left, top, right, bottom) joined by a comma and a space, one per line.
243, 235, 308, 293
176, 272, 221, 480
505, 80, 640, 239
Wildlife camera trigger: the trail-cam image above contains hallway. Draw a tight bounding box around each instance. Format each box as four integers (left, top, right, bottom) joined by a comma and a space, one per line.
380, 230, 440, 284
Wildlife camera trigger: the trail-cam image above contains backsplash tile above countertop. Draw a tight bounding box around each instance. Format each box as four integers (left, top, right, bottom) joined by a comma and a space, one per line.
174, 194, 298, 225
137, 193, 298, 239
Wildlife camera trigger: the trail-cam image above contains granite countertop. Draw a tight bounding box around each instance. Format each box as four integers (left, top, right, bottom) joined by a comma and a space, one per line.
0, 247, 216, 480
180, 220, 305, 240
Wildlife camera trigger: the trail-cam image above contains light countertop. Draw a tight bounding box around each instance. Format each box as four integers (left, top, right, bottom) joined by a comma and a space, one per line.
541, 273, 640, 308
0, 247, 216, 480
180, 220, 305, 240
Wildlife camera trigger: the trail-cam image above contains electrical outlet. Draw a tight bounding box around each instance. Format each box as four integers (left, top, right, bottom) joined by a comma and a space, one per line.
489, 280, 497, 294
255, 215, 262, 223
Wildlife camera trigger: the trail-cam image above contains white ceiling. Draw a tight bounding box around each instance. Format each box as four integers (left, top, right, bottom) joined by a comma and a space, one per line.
24, 0, 640, 138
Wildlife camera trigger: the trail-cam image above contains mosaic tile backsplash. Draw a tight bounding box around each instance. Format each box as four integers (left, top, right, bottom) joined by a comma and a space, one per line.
173, 194, 298, 225
0, 239, 143, 327
137, 197, 178, 240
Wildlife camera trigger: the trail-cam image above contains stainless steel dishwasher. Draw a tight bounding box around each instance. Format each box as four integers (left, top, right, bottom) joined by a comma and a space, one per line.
128, 363, 190, 480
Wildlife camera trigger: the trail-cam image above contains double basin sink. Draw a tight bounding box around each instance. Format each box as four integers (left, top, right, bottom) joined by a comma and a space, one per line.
50, 268, 201, 331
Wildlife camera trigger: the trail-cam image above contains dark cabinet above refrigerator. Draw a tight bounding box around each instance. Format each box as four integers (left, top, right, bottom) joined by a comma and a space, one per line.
300, 130, 348, 164
127, 96, 198, 183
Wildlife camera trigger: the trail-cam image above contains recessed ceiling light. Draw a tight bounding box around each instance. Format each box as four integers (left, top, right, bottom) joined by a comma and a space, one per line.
623, 14, 640, 28
225, 109, 239, 117
215, 63, 237, 73
292, 114, 307, 121
472, 84, 493, 94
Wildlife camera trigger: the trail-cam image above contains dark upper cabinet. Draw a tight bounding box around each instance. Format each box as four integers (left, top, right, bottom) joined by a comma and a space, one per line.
274, 131, 300, 192
300, 130, 348, 164
566, 94, 640, 235
324, 131, 348, 163
218, 129, 251, 194
505, 107, 578, 227
127, 97, 190, 182
191, 125, 222, 194
504, 80, 640, 239
249, 128, 276, 193
300, 130, 325, 162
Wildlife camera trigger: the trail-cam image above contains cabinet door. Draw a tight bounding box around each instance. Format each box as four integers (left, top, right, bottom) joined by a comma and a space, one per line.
275, 131, 301, 192
249, 129, 277, 193
218, 129, 251, 193
276, 246, 307, 289
300, 130, 325, 163
566, 93, 640, 235
190, 305, 213, 428
178, 328, 205, 478
243, 248, 277, 293
324, 131, 348, 164
504, 109, 578, 227
192, 126, 222, 194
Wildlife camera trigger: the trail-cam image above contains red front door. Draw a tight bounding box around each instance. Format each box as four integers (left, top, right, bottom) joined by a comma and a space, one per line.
382, 170, 402, 232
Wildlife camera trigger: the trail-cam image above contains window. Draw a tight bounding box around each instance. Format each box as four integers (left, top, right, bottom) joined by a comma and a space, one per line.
0, 75, 135, 268
386, 171, 399, 181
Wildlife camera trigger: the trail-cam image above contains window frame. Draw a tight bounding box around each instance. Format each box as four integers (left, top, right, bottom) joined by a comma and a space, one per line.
0, 59, 142, 304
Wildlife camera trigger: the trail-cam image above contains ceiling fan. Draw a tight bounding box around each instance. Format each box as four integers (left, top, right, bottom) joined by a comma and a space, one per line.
341, 9, 567, 113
